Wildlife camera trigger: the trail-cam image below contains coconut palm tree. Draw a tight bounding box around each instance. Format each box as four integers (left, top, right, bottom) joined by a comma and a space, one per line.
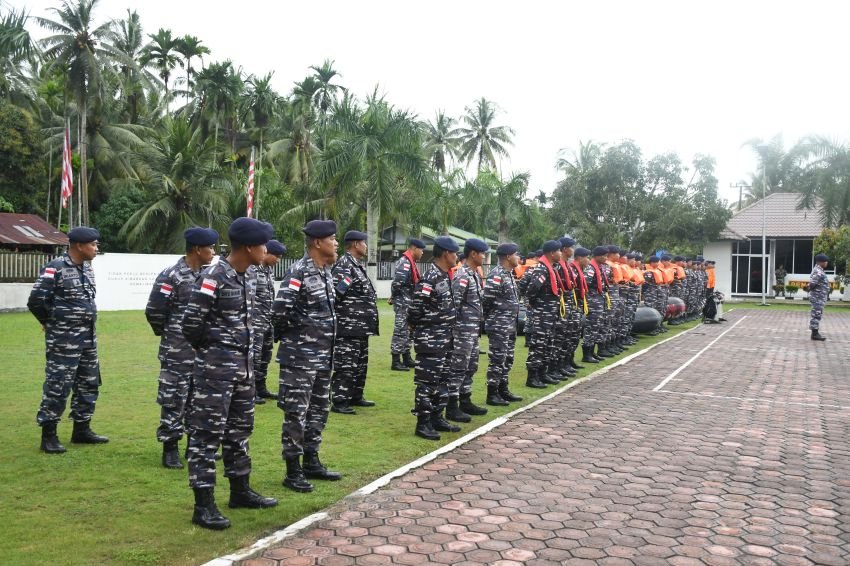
457, 97, 514, 172
310, 59, 345, 118
0, 7, 39, 101
109, 10, 157, 123
174, 34, 209, 104
143, 28, 181, 103
193, 60, 243, 157
422, 111, 460, 175
793, 136, 850, 227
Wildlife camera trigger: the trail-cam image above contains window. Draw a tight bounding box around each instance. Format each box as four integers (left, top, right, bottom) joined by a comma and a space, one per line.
793, 240, 813, 274
774, 240, 794, 275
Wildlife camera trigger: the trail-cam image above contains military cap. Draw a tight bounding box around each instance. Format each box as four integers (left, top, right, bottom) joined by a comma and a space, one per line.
464, 238, 489, 254
302, 219, 337, 239
496, 242, 519, 256
266, 239, 287, 256
574, 247, 591, 257
409, 238, 426, 249
814, 253, 830, 262
591, 245, 609, 257
648, 255, 660, 263
626, 252, 638, 260
660, 253, 673, 261
560, 237, 576, 248
457, 252, 465, 261
673, 255, 685, 262
343, 230, 367, 242
707, 260, 716, 265
533, 249, 543, 257
695, 255, 704, 261
184, 227, 218, 247
434, 235, 459, 252
607, 245, 621, 255
542, 240, 562, 253
68, 226, 100, 243
228, 217, 274, 245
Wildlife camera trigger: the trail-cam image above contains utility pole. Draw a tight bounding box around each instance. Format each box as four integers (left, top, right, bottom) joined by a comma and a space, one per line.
730, 181, 751, 211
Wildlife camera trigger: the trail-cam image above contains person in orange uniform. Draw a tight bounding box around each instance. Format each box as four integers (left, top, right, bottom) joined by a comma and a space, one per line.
643, 256, 667, 334
667, 255, 688, 325
658, 253, 676, 326
617, 251, 640, 345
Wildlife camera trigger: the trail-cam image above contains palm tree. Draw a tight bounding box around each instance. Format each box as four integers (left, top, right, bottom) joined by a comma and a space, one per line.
0, 7, 39, 100
174, 34, 209, 104
457, 97, 514, 172
109, 10, 156, 123
793, 136, 850, 227
193, 60, 243, 157
422, 111, 460, 175
309, 59, 345, 117
242, 72, 279, 149
477, 170, 531, 242
142, 28, 181, 103
37, 0, 120, 225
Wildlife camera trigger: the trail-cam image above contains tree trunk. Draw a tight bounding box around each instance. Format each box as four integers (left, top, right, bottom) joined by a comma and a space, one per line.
366, 195, 379, 283
498, 214, 508, 243
80, 105, 89, 226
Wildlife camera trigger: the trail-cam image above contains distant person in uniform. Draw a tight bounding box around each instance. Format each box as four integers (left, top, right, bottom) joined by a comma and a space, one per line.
251, 238, 287, 405
774, 264, 787, 296
390, 239, 426, 371
809, 253, 830, 341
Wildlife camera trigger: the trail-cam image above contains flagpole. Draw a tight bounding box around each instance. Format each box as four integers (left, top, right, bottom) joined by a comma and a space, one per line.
46, 139, 54, 225
77, 117, 82, 227
255, 141, 262, 220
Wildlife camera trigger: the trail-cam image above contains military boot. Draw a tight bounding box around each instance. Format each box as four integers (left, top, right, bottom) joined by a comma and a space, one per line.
391, 354, 409, 371
581, 345, 599, 364
192, 487, 231, 530
525, 369, 548, 389
486, 385, 509, 406
569, 349, 585, 370
228, 475, 278, 508
595, 343, 613, 358
40, 422, 66, 454
445, 397, 471, 423
254, 394, 266, 405
560, 361, 577, 377
811, 329, 827, 341
415, 414, 440, 440
283, 457, 314, 492
539, 367, 560, 384
459, 393, 488, 416
255, 378, 275, 399
403, 351, 416, 368
431, 410, 461, 432
162, 439, 183, 469
499, 381, 523, 402
303, 452, 342, 481
71, 420, 109, 444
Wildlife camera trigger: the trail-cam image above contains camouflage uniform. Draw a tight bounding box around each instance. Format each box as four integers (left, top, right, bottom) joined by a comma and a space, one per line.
407, 263, 456, 417
145, 256, 201, 442
331, 252, 378, 406
582, 261, 610, 348
524, 263, 561, 375
809, 263, 829, 330
567, 261, 587, 354
684, 267, 696, 319
448, 265, 483, 399
643, 269, 666, 321
482, 265, 519, 389
273, 255, 336, 459
599, 261, 616, 343
390, 255, 417, 355
250, 263, 276, 392
181, 258, 256, 489
28, 253, 100, 426
553, 262, 578, 370
621, 274, 640, 337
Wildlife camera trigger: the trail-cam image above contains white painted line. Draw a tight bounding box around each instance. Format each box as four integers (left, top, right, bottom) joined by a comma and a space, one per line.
652, 316, 748, 392
658, 390, 850, 411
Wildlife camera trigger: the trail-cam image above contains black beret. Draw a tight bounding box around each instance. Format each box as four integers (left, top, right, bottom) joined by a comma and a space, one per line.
409, 238, 426, 249
343, 230, 367, 242
533, 249, 543, 257
229, 217, 274, 245
814, 253, 830, 262
68, 226, 100, 243
464, 238, 489, 254
433, 235, 459, 252
266, 239, 286, 256
625, 252, 637, 260
542, 240, 561, 253
660, 253, 673, 261
707, 260, 716, 265
574, 247, 591, 257
648, 255, 660, 263
695, 256, 704, 261
496, 242, 519, 256
302, 219, 337, 239
184, 227, 219, 247
605, 245, 619, 254
673, 255, 685, 262
560, 237, 576, 248
619, 247, 628, 255
457, 252, 465, 261
591, 246, 609, 257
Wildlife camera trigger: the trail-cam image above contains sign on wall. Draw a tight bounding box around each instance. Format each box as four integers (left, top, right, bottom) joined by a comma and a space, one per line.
92, 253, 181, 311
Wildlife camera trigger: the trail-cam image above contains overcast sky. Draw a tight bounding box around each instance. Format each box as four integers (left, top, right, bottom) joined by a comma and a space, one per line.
9, 0, 850, 205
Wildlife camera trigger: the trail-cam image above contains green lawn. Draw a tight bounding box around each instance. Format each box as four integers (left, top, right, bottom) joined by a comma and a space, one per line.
1, 301, 840, 565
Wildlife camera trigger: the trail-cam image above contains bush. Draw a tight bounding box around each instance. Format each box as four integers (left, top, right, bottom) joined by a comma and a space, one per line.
785, 284, 800, 294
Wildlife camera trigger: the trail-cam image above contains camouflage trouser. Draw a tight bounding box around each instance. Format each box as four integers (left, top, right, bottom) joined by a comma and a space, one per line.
411, 352, 450, 417
279, 366, 331, 459
583, 294, 607, 347
621, 287, 639, 336
332, 336, 369, 405
526, 314, 556, 373
659, 286, 669, 320
810, 298, 825, 330
448, 330, 479, 398
252, 323, 274, 386
565, 295, 583, 355
186, 362, 254, 489
608, 287, 623, 341
37, 326, 100, 425
390, 302, 411, 355
156, 365, 191, 442
670, 282, 685, 318
486, 330, 516, 388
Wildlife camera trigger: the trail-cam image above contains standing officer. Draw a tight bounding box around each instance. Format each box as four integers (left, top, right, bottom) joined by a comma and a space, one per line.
582, 246, 612, 361
146, 226, 218, 468
553, 237, 579, 378
482, 243, 523, 405
567, 244, 589, 368
408, 236, 460, 440
29, 226, 108, 454
181, 217, 277, 531
390, 239, 426, 370
643, 255, 666, 334
524, 240, 564, 387
274, 220, 342, 492
667, 255, 687, 325
331, 230, 379, 415
252, 238, 287, 405
446, 238, 490, 421
809, 253, 830, 341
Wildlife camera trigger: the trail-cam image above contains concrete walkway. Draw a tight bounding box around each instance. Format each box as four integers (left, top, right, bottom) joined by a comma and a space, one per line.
235, 309, 850, 565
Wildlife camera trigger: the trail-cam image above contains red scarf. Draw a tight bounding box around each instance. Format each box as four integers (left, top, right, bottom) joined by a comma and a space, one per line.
538, 255, 561, 296
569, 261, 588, 296
590, 259, 608, 293
403, 251, 421, 284
557, 260, 574, 290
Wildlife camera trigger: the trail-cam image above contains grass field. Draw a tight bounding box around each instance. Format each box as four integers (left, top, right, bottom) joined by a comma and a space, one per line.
1, 299, 844, 565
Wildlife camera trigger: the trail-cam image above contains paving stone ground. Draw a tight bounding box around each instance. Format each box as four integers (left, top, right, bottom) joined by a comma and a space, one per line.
240, 309, 850, 565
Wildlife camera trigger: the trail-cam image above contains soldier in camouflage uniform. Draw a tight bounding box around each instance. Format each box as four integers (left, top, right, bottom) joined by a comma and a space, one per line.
643, 256, 666, 335
446, 238, 490, 421
582, 246, 613, 361
482, 243, 523, 405
251, 238, 287, 405
408, 236, 460, 440
331, 230, 378, 414
524, 240, 564, 387
620, 252, 642, 343
180, 217, 277, 530
145, 227, 218, 469
552, 237, 579, 379
601, 245, 625, 356
29, 227, 108, 454
667, 256, 686, 325
566, 245, 589, 368
809, 253, 830, 341
274, 220, 342, 493
390, 239, 426, 371
683, 259, 697, 321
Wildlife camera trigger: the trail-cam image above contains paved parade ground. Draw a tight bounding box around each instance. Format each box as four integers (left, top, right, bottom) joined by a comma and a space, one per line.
227, 308, 850, 566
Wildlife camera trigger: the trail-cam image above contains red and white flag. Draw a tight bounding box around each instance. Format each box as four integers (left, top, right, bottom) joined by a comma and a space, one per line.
61, 119, 73, 209
246, 147, 255, 217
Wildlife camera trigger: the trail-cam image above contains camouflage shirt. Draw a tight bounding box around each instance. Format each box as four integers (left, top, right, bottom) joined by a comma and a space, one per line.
584, 261, 610, 297
451, 264, 483, 335
251, 264, 276, 328
408, 263, 456, 354
28, 252, 97, 331
391, 255, 417, 305
525, 263, 561, 311
333, 252, 378, 337
145, 256, 202, 364
482, 265, 519, 334
809, 264, 830, 302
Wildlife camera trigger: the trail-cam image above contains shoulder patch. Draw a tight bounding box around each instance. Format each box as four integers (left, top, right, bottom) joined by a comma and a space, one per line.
459, 278, 469, 288
289, 278, 302, 291
42, 267, 56, 279
199, 278, 217, 297
421, 283, 433, 296
538, 275, 545, 283
493, 275, 502, 284
159, 283, 173, 295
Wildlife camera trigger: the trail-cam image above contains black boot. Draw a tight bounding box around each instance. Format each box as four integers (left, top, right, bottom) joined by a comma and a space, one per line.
459, 393, 488, 416
431, 410, 461, 432
525, 369, 548, 388
283, 457, 314, 492
445, 397, 471, 423
40, 422, 66, 454
303, 451, 342, 481
486, 385, 509, 406
331, 403, 356, 414
192, 487, 231, 530
229, 475, 278, 508
254, 394, 266, 405
581, 345, 599, 364
540, 368, 560, 384
162, 439, 183, 469
71, 420, 109, 444
811, 329, 827, 341
569, 349, 585, 370
499, 381, 523, 402
414, 414, 440, 440
351, 398, 375, 407
595, 344, 613, 359
560, 362, 577, 377
403, 351, 416, 368
256, 378, 275, 399
391, 354, 409, 371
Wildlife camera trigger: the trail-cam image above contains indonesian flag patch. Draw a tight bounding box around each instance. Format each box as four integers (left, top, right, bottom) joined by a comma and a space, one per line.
459, 279, 469, 288
288, 278, 302, 291
42, 267, 56, 279
403, 263, 410, 271
421, 283, 433, 296
199, 278, 217, 297
160, 283, 173, 295
538, 275, 545, 283
337, 276, 352, 293
493, 276, 502, 284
